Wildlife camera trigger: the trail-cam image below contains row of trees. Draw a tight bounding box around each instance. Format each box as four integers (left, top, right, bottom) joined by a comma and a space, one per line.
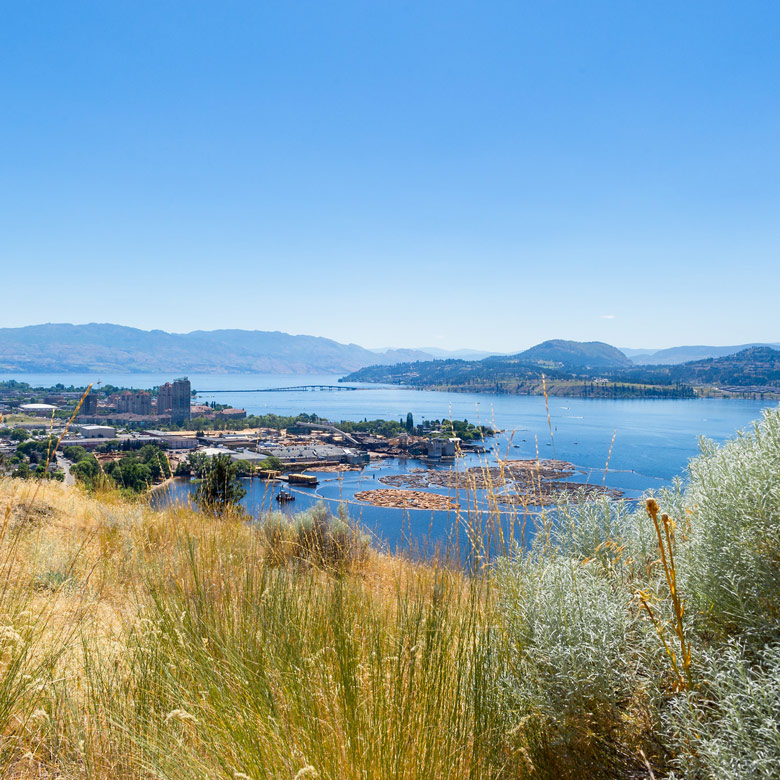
4, 427, 249, 515
63, 443, 172, 493
166, 412, 323, 433
61, 444, 251, 513
174, 450, 282, 478
165, 412, 425, 440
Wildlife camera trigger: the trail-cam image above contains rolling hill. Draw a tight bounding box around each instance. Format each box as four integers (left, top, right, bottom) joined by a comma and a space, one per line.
343, 342, 780, 397
621, 346, 780, 388
344, 339, 641, 392
507, 339, 633, 369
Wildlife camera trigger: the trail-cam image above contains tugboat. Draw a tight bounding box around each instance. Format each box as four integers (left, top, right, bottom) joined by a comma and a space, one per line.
275, 488, 295, 503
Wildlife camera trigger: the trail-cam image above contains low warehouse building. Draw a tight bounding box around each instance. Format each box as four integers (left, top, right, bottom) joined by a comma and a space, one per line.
74, 424, 116, 439
19, 403, 58, 417
143, 430, 200, 449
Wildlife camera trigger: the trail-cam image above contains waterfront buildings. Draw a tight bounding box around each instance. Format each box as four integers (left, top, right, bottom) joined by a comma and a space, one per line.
426, 439, 457, 459
189, 404, 247, 420
215, 407, 246, 419
263, 444, 366, 464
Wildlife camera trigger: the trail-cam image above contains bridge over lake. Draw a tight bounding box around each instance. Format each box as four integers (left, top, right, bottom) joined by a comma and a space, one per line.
197, 385, 368, 393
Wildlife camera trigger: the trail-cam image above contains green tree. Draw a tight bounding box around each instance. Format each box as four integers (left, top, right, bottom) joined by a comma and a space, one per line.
63, 445, 89, 463
259, 455, 283, 471
195, 454, 246, 514
72, 457, 100, 485
136, 444, 171, 481
11, 462, 31, 479
185, 451, 211, 477
405, 412, 414, 433
104, 458, 152, 492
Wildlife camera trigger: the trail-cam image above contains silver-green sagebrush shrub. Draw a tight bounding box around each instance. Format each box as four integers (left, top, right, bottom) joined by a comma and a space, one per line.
681, 407, 780, 642
495, 552, 656, 776
664, 641, 780, 780
548, 490, 660, 579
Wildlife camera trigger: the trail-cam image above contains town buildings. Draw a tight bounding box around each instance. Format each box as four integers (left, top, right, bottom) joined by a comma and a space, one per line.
115, 391, 152, 415
157, 378, 191, 423
74, 377, 194, 426
82, 393, 98, 415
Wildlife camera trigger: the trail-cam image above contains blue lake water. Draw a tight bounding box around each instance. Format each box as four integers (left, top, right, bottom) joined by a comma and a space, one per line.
6, 371, 777, 550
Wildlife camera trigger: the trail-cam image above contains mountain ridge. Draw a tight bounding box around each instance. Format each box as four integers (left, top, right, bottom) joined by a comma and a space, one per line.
2, 324, 779, 377
0, 323, 434, 374
621, 342, 780, 365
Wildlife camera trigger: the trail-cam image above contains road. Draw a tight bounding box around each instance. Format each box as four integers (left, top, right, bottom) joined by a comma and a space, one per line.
56, 453, 75, 486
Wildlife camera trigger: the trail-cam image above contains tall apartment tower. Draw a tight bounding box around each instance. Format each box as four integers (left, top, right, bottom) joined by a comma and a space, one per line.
172, 377, 191, 423
80, 392, 98, 416
158, 378, 191, 423
133, 391, 152, 416
116, 391, 152, 415
157, 383, 172, 416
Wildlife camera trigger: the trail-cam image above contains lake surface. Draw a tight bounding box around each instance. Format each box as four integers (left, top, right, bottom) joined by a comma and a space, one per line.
6, 371, 776, 550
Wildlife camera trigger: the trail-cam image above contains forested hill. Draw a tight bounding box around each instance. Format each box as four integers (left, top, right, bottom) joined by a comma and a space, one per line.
343, 339, 653, 388
0, 324, 433, 374
343, 344, 780, 397
507, 339, 632, 368
619, 346, 780, 388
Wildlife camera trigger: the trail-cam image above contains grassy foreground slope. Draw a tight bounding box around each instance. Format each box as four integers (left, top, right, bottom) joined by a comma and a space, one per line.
0, 409, 778, 778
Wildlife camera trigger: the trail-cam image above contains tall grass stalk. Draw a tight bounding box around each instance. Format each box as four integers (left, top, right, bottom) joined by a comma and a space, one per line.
639, 498, 693, 691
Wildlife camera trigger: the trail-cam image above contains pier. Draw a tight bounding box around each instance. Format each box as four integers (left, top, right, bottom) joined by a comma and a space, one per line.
198, 385, 365, 393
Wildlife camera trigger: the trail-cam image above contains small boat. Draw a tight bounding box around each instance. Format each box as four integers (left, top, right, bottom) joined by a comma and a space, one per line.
275, 489, 295, 503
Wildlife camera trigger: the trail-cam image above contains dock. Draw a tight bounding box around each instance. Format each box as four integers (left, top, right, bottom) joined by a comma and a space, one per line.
198, 385, 366, 393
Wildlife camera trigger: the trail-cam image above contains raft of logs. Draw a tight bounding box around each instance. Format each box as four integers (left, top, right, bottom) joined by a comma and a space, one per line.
353, 489, 458, 511
307, 463, 363, 473
373, 458, 622, 507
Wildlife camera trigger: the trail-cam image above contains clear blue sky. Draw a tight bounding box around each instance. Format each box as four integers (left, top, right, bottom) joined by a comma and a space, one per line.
2, 1, 779, 351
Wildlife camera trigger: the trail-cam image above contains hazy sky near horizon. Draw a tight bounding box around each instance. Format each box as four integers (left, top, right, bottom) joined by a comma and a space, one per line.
2, 1, 779, 352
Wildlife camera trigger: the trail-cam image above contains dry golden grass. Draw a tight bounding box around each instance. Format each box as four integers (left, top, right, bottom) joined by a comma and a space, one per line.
0, 477, 502, 779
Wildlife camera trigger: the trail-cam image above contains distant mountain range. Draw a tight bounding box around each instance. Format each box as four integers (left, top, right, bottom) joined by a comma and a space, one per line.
621, 343, 780, 365
1, 325, 778, 380
414, 347, 500, 360
0, 324, 433, 374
